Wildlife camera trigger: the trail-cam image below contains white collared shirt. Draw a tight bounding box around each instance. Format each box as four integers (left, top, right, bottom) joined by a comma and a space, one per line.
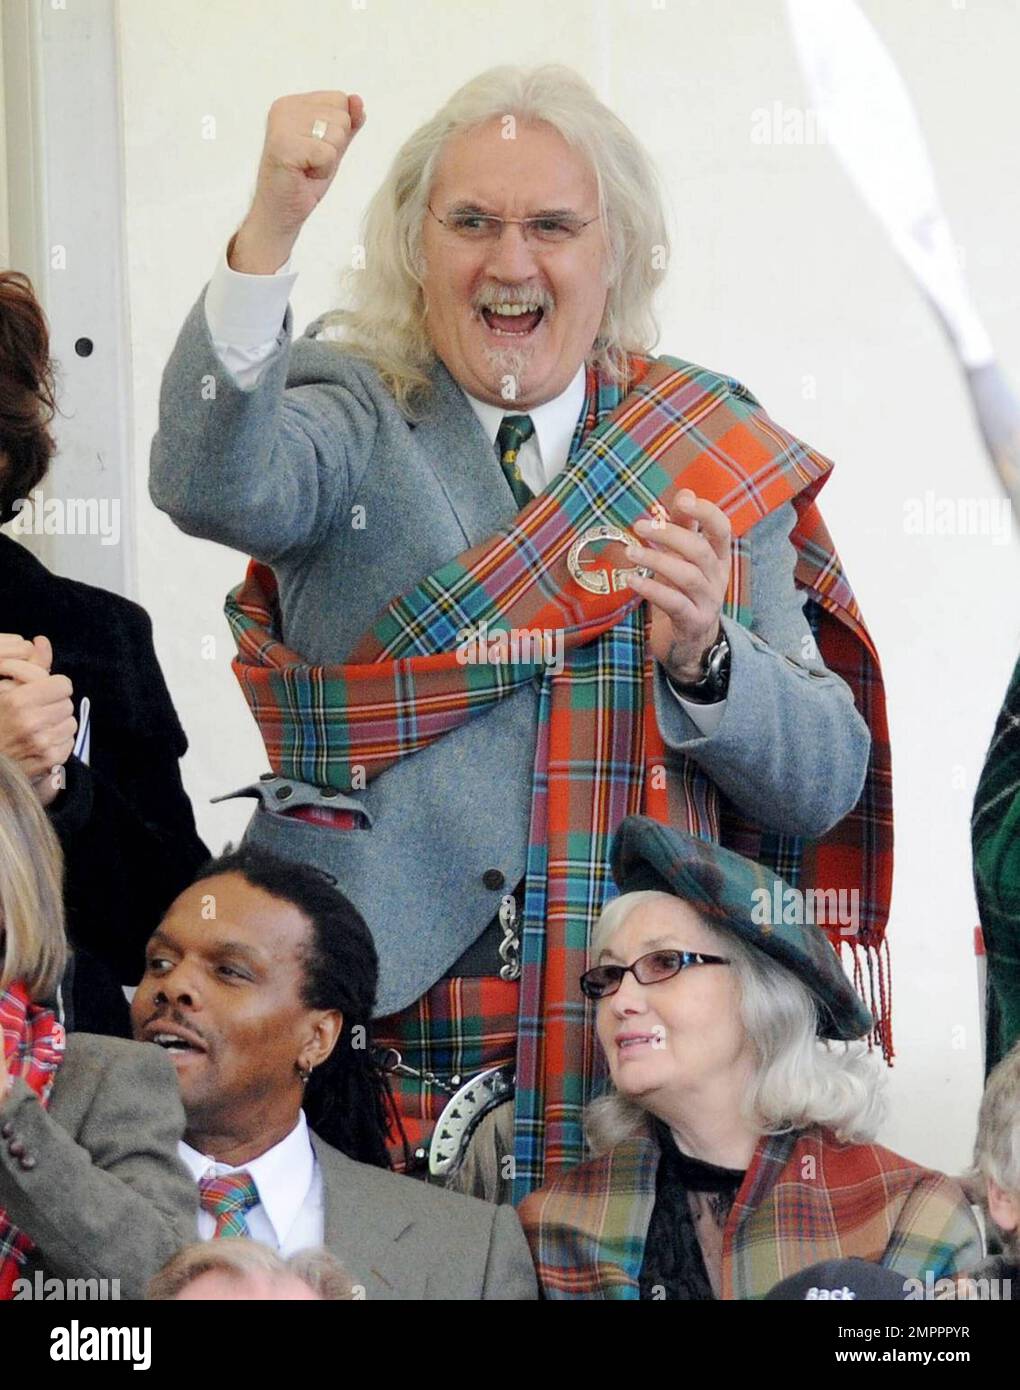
459, 367, 586, 498
179, 1111, 324, 1255
202, 249, 726, 734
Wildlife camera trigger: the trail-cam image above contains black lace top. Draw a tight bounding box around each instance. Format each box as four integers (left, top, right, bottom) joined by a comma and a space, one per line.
638, 1119, 747, 1301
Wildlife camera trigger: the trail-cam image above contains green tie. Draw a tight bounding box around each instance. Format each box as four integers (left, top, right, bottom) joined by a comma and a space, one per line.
495, 415, 536, 510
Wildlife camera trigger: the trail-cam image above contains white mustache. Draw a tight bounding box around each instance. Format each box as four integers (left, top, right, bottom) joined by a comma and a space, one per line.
473, 285, 554, 312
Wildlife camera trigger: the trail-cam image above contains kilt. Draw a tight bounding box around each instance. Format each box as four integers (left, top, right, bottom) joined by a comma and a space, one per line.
374, 974, 519, 1172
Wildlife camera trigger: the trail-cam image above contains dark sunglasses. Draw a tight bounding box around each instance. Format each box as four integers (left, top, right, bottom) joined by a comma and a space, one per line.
580, 949, 731, 1000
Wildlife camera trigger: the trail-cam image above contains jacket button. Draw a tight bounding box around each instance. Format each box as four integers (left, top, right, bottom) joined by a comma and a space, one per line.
276, 785, 293, 802
18, 1154, 36, 1171
8, 1139, 25, 1158
482, 868, 505, 891
259, 771, 276, 782
321, 787, 340, 799
0, 1122, 12, 1139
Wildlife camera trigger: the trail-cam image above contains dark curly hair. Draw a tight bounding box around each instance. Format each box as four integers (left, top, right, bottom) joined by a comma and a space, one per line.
191, 845, 406, 1170
0, 271, 58, 523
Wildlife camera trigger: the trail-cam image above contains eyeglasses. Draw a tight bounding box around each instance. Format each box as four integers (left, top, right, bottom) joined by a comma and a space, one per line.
579, 949, 731, 1000
427, 203, 600, 245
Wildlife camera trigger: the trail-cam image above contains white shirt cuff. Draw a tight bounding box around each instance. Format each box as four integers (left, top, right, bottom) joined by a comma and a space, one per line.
666, 678, 728, 736
204, 244, 298, 349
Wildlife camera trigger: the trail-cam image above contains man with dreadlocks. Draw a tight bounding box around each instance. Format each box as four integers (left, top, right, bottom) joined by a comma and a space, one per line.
151, 66, 892, 1202
129, 846, 536, 1299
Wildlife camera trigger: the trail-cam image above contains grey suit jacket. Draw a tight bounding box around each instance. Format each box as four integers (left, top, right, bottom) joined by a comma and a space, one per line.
151, 290, 872, 1013
0, 1034, 197, 1300
311, 1134, 536, 1299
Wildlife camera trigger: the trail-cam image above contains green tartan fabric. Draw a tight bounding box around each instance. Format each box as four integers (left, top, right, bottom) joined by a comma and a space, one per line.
518, 1127, 982, 1300
972, 652, 1020, 1071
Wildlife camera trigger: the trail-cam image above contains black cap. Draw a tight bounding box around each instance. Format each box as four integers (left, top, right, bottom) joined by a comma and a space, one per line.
765, 1259, 914, 1301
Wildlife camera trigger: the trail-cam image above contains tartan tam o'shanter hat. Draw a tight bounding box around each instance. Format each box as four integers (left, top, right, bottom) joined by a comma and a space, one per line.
608, 816, 874, 1043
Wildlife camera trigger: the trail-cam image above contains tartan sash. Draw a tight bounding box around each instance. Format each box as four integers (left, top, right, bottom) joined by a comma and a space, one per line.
226, 353, 893, 1198
0, 983, 66, 1299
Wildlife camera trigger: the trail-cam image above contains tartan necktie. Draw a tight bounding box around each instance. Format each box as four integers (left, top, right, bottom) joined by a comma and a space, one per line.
495, 414, 536, 510
198, 1169, 261, 1238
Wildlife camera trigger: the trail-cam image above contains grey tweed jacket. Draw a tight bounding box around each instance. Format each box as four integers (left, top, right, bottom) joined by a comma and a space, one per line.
0, 1034, 196, 1300
311, 1134, 536, 1299
150, 289, 871, 1014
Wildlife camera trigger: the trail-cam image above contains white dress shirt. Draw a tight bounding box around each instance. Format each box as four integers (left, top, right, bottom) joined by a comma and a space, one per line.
179, 1111, 324, 1255
202, 250, 726, 733
459, 365, 585, 498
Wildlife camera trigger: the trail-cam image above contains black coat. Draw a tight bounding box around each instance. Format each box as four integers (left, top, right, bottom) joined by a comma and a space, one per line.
0, 533, 209, 1034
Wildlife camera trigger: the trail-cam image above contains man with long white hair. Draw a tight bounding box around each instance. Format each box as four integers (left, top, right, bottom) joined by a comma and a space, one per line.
151, 66, 889, 1202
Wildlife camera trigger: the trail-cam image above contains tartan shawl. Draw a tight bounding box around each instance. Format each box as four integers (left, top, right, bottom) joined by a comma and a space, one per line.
0, 983, 65, 1299
226, 353, 893, 1199
972, 652, 1020, 1072
517, 1126, 982, 1300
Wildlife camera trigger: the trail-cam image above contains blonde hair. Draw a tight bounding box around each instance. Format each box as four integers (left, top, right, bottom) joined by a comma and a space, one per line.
584, 890, 885, 1155
322, 64, 670, 415
147, 1240, 355, 1300
0, 753, 67, 999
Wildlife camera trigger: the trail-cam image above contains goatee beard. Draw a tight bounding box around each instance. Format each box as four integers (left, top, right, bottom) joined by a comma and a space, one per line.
480, 344, 533, 405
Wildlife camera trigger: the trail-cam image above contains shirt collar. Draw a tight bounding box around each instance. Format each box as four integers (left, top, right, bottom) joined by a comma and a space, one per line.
179, 1112, 316, 1247
461, 363, 586, 475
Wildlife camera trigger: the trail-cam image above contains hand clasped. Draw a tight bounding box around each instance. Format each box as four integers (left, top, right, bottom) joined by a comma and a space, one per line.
622, 487, 732, 683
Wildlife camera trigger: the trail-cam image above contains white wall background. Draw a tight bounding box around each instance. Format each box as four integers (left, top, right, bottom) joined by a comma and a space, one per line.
0, 16, 8, 269
21, 0, 1020, 1176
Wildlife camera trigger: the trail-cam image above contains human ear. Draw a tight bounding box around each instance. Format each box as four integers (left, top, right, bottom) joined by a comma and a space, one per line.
299, 1009, 343, 1072
986, 1176, 1020, 1234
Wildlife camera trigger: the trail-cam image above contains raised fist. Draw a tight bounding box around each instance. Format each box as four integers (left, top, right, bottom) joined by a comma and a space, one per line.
232, 91, 366, 273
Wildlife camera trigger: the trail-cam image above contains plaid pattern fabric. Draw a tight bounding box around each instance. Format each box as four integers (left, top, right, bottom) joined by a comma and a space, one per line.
496, 415, 536, 509
0, 984, 66, 1299
972, 653, 1020, 1071
226, 354, 893, 1198
518, 1127, 982, 1300
373, 976, 519, 1168
198, 1171, 261, 1238
611, 815, 875, 1040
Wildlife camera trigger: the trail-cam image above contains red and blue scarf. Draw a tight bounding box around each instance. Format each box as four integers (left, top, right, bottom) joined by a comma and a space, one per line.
0, 982, 65, 1299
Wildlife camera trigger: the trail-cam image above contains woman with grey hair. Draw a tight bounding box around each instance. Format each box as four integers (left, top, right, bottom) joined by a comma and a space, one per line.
518, 816, 980, 1299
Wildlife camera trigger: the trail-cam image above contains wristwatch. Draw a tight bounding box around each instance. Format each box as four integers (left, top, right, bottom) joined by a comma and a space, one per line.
667, 631, 731, 705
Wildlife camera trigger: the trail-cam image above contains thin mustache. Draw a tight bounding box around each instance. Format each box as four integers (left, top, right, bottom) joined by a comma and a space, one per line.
140, 1007, 207, 1046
